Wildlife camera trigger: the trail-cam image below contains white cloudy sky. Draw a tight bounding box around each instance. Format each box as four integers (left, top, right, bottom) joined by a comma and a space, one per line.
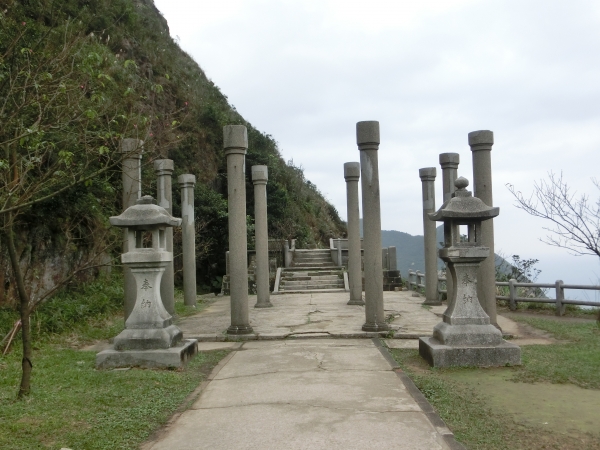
154, 0, 600, 294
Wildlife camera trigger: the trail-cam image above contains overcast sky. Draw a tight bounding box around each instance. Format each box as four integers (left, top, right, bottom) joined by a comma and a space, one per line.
154, 0, 600, 294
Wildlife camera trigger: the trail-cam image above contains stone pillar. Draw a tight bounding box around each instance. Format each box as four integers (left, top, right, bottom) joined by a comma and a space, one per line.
388, 246, 397, 271
439, 153, 459, 304
344, 162, 364, 306
252, 165, 273, 308
469, 130, 498, 327
224, 125, 253, 334
382, 248, 389, 270
178, 174, 197, 307
357, 121, 388, 332
120, 138, 143, 319
154, 159, 175, 315
419, 167, 440, 305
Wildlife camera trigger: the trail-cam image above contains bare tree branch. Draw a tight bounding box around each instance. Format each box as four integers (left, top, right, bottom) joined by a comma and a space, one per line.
506, 172, 600, 258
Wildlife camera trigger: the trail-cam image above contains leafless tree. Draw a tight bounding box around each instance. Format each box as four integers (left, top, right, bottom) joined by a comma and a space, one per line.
507, 172, 600, 258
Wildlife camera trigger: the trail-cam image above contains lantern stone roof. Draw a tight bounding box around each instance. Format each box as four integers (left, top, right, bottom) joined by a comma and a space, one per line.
429, 177, 499, 222
110, 195, 182, 228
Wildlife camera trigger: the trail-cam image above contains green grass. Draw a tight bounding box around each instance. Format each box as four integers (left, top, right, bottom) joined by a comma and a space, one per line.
498, 301, 599, 318
0, 275, 231, 449
0, 345, 228, 450
509, 316, 600, 389
1, 273, 125, 347
391, 349, 515, 449
389, 317, 600, 449
173, 290, 216, 319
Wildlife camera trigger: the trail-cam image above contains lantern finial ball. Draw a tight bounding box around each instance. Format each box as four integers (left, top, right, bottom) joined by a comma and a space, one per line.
455, 177, 469, 190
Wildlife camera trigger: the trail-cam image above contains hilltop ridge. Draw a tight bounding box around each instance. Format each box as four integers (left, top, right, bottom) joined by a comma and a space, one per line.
0, 0, 345, 304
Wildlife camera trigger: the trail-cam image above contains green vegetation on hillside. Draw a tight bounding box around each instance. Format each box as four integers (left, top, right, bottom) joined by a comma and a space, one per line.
0, 0, 345, 310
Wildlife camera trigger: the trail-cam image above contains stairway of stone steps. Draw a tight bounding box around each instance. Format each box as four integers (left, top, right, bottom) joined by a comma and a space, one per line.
277, 249, 346, 293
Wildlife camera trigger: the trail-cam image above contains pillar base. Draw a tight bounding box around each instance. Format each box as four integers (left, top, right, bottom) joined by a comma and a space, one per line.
96, 339, 197, 369
419, 337, 521, 368
347, 299, 365, 306
362, 322, 389, 332
254, 301, 273, 308
113, 324, 182, 351
227, 324, 254, 335
422, 299, 442, 306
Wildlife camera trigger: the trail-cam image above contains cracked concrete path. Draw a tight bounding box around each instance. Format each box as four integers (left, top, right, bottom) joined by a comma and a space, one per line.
177, 291, 444, 340
142, 339, 453, 450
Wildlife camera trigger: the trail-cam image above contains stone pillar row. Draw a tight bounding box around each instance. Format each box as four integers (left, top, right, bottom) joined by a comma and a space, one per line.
120, 141, 200, 317
420, 131, 498, 329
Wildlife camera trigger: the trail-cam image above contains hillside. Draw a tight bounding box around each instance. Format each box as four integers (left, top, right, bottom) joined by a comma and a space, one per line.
382, 226, 510, 278
0, 0, 345, 305
360, 221, 510, 278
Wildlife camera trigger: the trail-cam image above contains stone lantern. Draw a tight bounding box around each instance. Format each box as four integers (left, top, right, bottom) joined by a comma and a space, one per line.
419, 177, 520, 367
96, 195, 197, 369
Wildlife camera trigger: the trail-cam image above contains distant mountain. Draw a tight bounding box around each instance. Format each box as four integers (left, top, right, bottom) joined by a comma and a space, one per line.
380, 226, 444, 277
360, 220, 509, 278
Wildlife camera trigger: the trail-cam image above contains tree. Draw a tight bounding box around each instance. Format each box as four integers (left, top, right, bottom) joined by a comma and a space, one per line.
507, 172, 600, 258
0, 12, 179, 397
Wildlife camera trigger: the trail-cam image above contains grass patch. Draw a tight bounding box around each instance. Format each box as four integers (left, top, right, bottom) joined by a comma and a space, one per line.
509, 316, 600, 389
173, 290, 216, 319
0, 275, 231, 449
0, 344, 228, 450
1, 273, 125, 349
389, 317, 600, 449
391, 349, 517, 448
497, 301, 599, 318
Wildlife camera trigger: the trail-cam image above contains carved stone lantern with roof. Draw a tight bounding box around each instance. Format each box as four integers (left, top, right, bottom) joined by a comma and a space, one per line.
96, 195, 197, 369
419, 177, 521, 367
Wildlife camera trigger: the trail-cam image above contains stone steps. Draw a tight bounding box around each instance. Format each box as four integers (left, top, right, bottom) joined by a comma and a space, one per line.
275, 249, 346, 293
293, 262, 336, 268
282, 279, 344, 288
282, 275, 340, 281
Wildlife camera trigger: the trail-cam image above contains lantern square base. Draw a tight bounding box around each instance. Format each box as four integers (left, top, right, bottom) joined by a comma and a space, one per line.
96, 338, 197, 369
419, 337, 521, 368
113, 324, 183, 350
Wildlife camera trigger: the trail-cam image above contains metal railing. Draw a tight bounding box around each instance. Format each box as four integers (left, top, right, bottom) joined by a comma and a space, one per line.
408, 270, 600, 316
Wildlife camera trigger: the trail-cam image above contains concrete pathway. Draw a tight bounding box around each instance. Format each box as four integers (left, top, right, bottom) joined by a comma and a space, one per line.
142, 339, 458, 450
178, 291, 445, 340
137, 291, 557, 449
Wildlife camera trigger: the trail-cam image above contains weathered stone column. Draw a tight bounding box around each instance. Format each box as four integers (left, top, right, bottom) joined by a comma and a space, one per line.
224, 125, 253, 334
344, 162, 364, 306
469, 130, 498, 327
439, 153, 459, 304
252, 165, 273, 308
419, 167, 440, 305
120, 138, 143, 319
357, 121, 388, 331
178, 174, 197, 307
154, 160, 175, 315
